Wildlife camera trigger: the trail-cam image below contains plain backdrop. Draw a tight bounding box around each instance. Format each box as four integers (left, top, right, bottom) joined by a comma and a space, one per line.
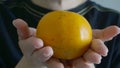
91, 0, 120, 12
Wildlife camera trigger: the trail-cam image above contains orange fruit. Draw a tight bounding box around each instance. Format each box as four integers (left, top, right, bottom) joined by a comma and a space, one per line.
36, 10, 92, 60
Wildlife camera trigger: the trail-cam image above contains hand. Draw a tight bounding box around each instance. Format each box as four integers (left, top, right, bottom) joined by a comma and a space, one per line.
13, 19, 61, 68
13, 19, 120, 68
62, 26, 120, 68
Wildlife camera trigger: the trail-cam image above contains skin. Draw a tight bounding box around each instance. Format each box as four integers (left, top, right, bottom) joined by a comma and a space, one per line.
14, 0, 120, 68
14, 19, 120, 68
31, 0, 87, 10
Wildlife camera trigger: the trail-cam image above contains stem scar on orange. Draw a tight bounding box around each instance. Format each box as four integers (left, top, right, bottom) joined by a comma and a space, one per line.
36, 10, 92, 60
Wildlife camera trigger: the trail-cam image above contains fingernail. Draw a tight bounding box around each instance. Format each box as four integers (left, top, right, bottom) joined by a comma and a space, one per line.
104, 48, 108, 57
34, 39, 44, 48
43, 52, 51, 57
12, 19, 17, 27
43, 47, 53, 57
12, 19, 21, 28
34, 44, 43, 49
103, 52, 108, 57
34, 45, 42, 49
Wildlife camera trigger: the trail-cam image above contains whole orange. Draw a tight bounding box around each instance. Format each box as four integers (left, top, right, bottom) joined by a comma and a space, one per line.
36, 10, 92, 60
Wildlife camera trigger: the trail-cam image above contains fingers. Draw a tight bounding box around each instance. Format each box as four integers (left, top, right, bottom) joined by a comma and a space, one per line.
19, 37, 44, 56
83, 49, 102, 64
91, 39, 108, 56
73, 58, 95, 68
32, 46, 53, 62
47, 58, 64, 68
29, 27, 36, 37
13, 19, 54, 64
83, 26, 119, 65
93, 26, 120, 41
83, 39, 108, 64
13, 19, 30, 40
19, 37, 54, 62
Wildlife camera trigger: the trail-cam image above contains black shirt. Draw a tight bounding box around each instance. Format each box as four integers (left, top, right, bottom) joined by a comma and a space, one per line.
0, 0, 120, 68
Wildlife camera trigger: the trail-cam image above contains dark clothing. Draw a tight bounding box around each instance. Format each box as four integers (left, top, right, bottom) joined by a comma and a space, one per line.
0, 0, 120, 68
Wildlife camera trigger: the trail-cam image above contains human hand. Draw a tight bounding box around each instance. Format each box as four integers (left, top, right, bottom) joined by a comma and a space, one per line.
60, 26, 120, 68
13, 19, 63, 68
13, 19, 120, 68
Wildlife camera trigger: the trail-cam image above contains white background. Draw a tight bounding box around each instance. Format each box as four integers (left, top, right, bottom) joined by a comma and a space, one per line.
91, 0, 120, 12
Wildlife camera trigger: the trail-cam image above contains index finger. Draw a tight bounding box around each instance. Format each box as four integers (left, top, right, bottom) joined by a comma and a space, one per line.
13, 19, 30, 40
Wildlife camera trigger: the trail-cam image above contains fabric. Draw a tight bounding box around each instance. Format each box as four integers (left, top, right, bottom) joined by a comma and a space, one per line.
0, 0, 120, 68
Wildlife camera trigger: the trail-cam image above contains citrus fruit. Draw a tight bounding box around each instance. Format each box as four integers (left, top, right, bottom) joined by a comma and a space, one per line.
36, 10, 92, 60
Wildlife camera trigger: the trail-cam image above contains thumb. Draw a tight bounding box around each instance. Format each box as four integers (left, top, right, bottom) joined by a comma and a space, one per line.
93, 26, 120, 42
13, 19, 30, 40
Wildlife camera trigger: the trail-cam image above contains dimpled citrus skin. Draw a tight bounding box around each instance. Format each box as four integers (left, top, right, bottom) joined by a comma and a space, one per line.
36, 10, 92, 60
